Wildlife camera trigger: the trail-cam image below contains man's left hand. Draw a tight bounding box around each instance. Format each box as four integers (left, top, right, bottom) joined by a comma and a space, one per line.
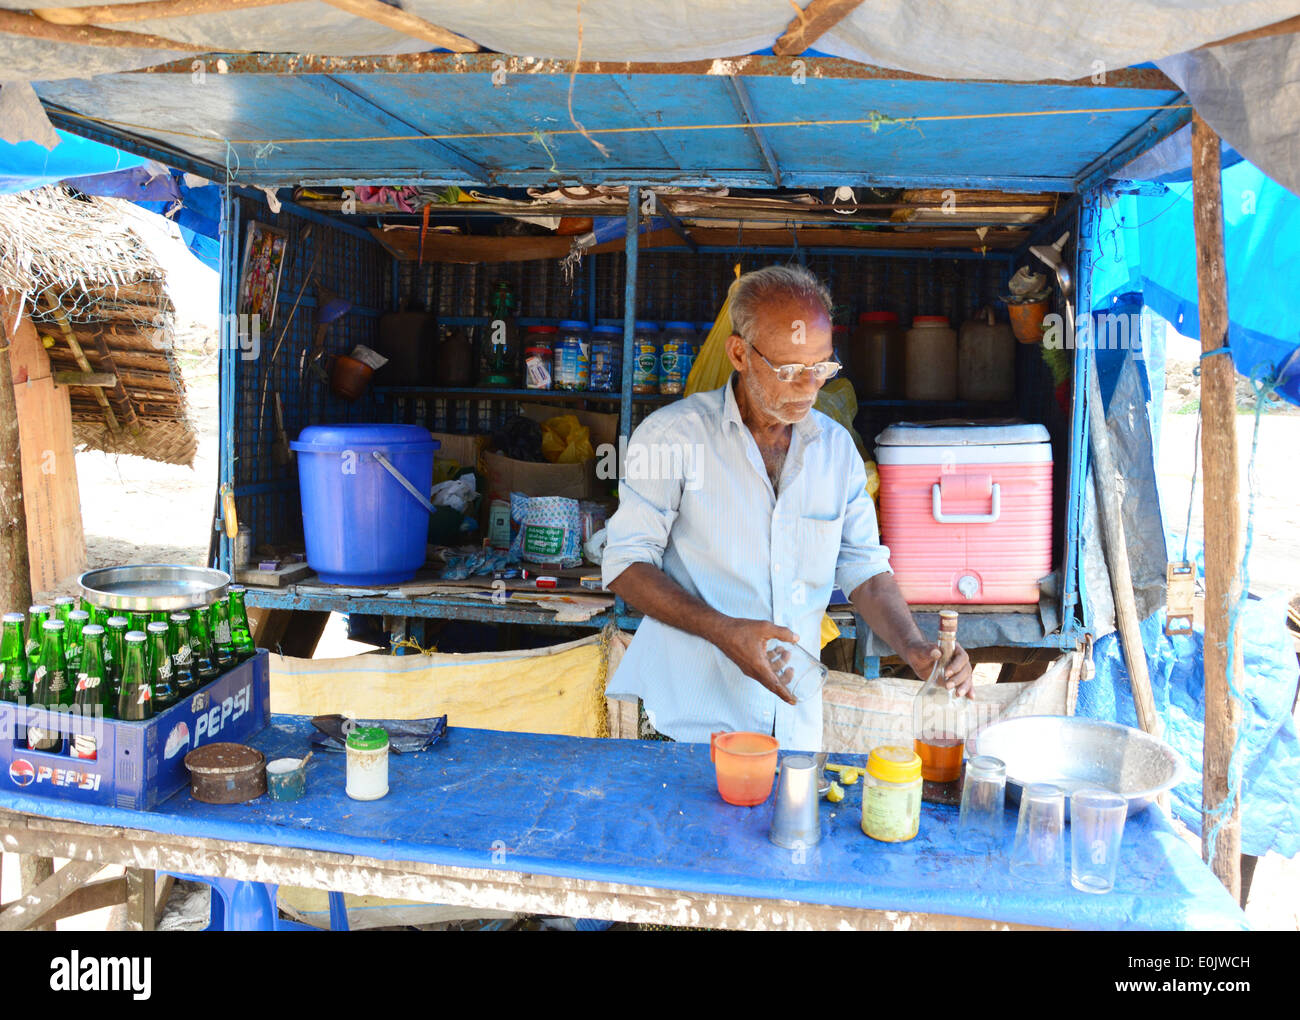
905, 640, 974, 697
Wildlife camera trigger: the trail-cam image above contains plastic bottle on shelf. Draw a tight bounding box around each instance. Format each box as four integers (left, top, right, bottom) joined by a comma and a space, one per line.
659, 322, 696, 395
904, 315, 958, 401
554, 320, 592, 391
632, 321, 660, 394
523, 325, 556, 390
852, 311, 906, 399
589, 325, 622, 392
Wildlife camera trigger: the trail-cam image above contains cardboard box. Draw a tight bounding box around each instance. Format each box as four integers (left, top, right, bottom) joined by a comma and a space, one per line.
430, 432, 490, 472
517, 403, 620, 449
482, 449, 597, 502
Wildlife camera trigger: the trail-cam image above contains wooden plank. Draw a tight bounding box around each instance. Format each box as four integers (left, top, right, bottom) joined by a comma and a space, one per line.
317, 0, 479, 51
33, 0, 296, 25
54, 371, 118, 387
0, 8, 207, 49
1087, 346, 1160, 738
0, 859, 102, 931
1192, 111, 1242, 901
154, 874, 175, 926
1202, 14, 1300, 49
125, 868, 156, 931
773, 0, 866, 56
6, 302, 86, 594
39, 875, 129, 926
0, 291, 34, 618
0, 810, 1049, 931
372, 225, 1027, 263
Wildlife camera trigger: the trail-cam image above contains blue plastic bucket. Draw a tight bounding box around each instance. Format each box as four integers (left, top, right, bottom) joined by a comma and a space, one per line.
290, 424, 439, 586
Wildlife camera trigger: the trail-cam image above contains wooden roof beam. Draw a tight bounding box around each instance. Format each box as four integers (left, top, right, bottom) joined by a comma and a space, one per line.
773, 0, 865, 57
0, 9, 205, 50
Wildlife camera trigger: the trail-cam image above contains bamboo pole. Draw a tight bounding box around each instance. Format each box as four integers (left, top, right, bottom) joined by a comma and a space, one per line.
1191, 110, 1243, 900
32, 0, 297, 25
0, 293, 33, 618
0, 8, 207, 50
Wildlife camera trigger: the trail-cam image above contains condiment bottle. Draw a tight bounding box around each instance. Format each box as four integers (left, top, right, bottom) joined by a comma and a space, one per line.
346, 725, 390, 800
912, 610, 967, 803
861, 745, 923, 843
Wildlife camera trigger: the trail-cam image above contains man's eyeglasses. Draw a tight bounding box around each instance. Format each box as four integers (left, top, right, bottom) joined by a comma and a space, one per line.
743, 338, 842, 383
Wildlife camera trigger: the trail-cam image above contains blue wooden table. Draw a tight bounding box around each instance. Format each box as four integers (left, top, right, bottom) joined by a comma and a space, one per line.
0, 717, 1248, 930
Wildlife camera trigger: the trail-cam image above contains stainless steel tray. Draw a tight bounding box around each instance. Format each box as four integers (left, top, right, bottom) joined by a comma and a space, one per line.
78, 564, 231, 613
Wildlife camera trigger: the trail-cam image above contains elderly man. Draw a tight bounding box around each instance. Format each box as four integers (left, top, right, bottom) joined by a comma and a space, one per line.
601, 264, 972, 749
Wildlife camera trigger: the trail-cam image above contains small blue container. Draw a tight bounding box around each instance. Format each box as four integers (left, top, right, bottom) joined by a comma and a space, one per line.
291, 424, 439, 586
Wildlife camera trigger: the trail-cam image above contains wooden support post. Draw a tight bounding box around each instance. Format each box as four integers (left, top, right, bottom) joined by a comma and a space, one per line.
0, 293, 33, 616
1191, 111, 1243, 900
0, 859, 102, 931
125, 868, 156, 931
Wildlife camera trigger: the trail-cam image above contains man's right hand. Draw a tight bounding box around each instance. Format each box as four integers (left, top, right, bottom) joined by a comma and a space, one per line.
713, 618, 801, 705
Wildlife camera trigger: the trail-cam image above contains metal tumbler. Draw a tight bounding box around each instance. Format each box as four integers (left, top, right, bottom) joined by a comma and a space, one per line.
769, 754, 822, 850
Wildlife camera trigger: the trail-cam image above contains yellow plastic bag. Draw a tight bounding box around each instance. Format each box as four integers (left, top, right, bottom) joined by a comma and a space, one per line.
685, 270, 742, 396
541, 414, 594, 464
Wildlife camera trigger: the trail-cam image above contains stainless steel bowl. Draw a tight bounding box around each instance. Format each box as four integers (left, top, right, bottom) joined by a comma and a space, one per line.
78, 564, 231, 613
970, 715, 1189, 818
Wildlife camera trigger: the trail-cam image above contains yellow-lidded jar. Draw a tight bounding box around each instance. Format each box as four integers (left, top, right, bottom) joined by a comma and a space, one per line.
861, 745, 923, 843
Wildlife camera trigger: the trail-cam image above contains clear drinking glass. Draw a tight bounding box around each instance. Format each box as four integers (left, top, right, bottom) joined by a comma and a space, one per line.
958, 755, 1007, 852
1010, 783, 1066, 884
766, 639, 828, 702
1070, 788, 1128, 894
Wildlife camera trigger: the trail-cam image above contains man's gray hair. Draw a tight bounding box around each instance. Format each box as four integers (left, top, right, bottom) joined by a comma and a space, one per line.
730, 264, 833, 342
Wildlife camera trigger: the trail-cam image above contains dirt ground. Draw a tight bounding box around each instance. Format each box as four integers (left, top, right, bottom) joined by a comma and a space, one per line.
14, 226, 1298, 929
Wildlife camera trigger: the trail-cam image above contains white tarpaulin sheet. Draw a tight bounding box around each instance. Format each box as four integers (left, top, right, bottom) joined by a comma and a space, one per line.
0, 0, 1297, 191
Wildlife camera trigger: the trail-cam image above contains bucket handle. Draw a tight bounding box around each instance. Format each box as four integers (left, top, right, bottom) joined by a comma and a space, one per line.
371, 451, 436, 516
932, 482, 1001, 524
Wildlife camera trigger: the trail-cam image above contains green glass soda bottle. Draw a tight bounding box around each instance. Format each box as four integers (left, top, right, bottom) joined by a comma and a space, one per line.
1, 612, 28, 702
28, 619, 70, 751
64, 609, 90, 677
116, 631, 153, 721
146, 622, 178, 709
70, 625, 111, 759
129, 610, 149, 633
25, 605, 50, 685
104, 616, 129, 701
227, 586, 256, 662
188, 608, 221, 682
52, 596, 76, 626
209, 597, 236, 670
168, 612, 198, 696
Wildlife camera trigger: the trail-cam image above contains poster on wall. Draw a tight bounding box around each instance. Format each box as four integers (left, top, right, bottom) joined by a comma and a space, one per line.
237, 221, 288, 331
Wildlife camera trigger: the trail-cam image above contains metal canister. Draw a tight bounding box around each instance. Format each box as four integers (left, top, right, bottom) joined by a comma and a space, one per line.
233, 524, 253, 568
554, 320, 591, 391
632, 321, 660, 394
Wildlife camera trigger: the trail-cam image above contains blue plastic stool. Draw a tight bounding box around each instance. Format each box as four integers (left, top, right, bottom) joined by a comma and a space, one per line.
165, 873, 350, 931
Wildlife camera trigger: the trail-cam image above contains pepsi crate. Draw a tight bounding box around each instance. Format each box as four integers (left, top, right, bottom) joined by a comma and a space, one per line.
0, 650, 270, 812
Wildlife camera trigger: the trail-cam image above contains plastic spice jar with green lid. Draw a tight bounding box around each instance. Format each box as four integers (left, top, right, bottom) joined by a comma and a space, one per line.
346, 725, 389, 800
861, 745, 923, 843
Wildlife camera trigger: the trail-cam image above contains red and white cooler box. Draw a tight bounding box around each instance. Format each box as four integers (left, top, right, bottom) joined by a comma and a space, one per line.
876, 423, 1053, 604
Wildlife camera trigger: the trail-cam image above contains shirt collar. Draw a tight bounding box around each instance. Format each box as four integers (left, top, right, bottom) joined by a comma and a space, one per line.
722, 372, 824, 442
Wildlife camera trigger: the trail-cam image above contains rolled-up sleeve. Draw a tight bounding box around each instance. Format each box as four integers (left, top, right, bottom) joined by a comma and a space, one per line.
600, 416, 685, 589
835, 451, 892, 599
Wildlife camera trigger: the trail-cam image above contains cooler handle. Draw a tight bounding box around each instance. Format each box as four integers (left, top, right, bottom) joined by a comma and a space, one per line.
931, 482, 1001, 524
372, 451, 437, 516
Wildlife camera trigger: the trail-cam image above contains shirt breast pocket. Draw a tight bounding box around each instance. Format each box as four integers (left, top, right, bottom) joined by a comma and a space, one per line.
796, 514, 844, 604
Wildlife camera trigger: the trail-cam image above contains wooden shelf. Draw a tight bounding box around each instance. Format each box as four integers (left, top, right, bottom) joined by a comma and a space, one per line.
373, 386, 678, 404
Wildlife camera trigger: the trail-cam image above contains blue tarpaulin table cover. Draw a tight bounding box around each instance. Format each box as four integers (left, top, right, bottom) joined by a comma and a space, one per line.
0, 717, 1248, 931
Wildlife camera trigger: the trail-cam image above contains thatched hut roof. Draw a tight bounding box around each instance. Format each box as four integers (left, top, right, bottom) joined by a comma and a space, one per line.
0, 185, 197, 466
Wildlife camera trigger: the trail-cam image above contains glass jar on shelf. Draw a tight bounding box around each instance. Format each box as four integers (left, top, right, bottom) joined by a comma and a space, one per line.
632, 321, 660, 394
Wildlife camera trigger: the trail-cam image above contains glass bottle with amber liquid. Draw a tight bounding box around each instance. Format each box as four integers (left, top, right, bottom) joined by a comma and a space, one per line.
912, 610, 967, 804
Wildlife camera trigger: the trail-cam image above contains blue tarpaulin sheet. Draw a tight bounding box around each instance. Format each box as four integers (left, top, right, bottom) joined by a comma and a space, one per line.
1093, 160, 1300, 406
0, 128, 145, 195
1080, 598, 1300, 859
0, 718, 1247, 930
